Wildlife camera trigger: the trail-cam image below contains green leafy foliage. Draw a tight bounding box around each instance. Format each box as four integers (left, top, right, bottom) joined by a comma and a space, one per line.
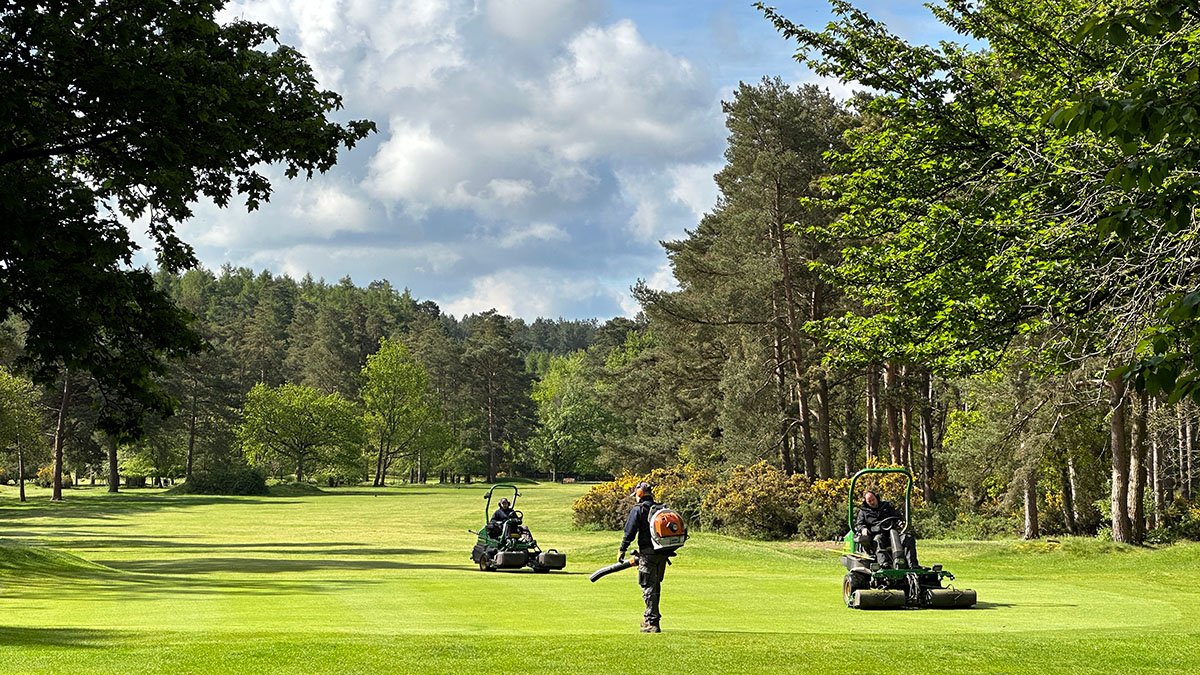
236, 383, 365, 482
1, 1, 374, 435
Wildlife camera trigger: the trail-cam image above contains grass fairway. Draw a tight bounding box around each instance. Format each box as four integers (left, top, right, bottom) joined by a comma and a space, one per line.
2, 482, 1199, 674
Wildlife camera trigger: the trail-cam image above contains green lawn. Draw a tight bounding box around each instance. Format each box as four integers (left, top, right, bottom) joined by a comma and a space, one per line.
1, 482, 1198, 673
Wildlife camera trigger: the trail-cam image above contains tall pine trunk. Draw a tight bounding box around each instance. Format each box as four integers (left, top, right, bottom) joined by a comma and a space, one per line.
17, 432, 26, 502
1129, 391, 1148, 543
865, 365, 881, 462
918, 370, 935, 501
107, 436, 119, 493
1023, 461, 1039, 540
884, 362, 901, 465
797, 387, 816, 478
815, 377, 832, 479
51, 369, 72, 502
1059, 460, 1076, 534
1108, 375, 1133, 543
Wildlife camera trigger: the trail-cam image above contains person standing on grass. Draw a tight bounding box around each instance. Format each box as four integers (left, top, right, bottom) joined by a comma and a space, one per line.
618, 481, 667, 633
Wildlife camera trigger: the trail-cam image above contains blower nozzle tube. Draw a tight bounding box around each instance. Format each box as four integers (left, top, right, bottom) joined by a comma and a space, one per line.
589, 556, 637, 582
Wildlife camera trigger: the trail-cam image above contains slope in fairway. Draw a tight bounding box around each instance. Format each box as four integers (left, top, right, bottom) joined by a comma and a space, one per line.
1, 482, 1199, 674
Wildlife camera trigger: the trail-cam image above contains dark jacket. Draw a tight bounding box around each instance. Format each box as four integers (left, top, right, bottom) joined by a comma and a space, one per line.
620, 497, 654, 553
855, 499, 903, 534
491, 506, 518, 524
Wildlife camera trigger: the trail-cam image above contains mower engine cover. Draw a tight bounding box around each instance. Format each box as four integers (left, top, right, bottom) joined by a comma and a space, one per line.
648, 504, 688, 551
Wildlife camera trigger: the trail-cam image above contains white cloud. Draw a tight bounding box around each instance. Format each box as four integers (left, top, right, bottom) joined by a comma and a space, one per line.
495, 222, 569, 248
443, 268, 601, 319
617, 162, 720, 243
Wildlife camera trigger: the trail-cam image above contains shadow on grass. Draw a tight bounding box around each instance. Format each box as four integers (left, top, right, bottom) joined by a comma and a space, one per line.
0, 626, 119, 648
972, 601, 1076, 609
0, 494, 298, 523
99, 556, 471, 575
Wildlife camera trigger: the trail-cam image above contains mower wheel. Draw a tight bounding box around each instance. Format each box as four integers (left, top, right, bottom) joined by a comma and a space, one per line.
842, 573, 867, 606
478, 557, 492, 572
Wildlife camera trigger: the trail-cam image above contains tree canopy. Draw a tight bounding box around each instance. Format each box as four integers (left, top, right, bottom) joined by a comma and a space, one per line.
0, 0, 374, 436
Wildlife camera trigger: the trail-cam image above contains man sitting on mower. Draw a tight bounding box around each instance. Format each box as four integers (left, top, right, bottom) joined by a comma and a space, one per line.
855, 490, 920, 570
489, 498, 531, 541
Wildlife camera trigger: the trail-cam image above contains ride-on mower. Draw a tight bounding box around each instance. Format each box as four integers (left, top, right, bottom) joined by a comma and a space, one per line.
840, 468, 976, 609
470, 484, 566, 573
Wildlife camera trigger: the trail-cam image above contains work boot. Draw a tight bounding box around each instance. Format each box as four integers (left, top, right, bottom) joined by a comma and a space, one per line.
640, 621, 652, 632
648, 623, 661, 633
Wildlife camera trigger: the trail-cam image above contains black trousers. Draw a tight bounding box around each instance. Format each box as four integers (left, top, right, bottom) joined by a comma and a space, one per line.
870, 529, 919, 569
637, 552, 669, 624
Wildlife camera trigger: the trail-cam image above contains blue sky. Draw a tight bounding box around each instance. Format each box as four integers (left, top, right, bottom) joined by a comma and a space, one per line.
150, 1, 964, 320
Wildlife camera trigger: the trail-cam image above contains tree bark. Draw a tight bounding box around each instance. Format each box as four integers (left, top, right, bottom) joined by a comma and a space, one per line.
17, 434, 26, 503
107, 435, 119, 493
1129, 391, 1148, 544
865, 365, 881, 463
884, 362, 902, 465
918, 370, 935, 501
899, 366, 912, 468
815, 376, 832, 479
772, 305, 794, 475
1068, 453, 1083, 528
51, 369, 72, 501
1023, 463, 1039, 540
186, 379, 197, 480
797, 387, 816, 478
1059, 460, 1076, 534
1108, 375, 1133, 543
1152, 397, 1165, 530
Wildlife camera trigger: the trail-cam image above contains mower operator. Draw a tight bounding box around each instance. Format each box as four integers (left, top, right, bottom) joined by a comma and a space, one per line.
618, 481, 667, 633
855, 490, 920, 570
490, 497, 530, 540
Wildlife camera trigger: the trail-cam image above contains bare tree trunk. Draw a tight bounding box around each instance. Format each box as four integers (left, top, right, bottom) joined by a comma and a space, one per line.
51, 369, 72, 502
1152, 398, 1165, 529
17, 434, 26, 502
1108, 375, 1133, 543
815, 376, 832, 479
772, 305, 794, 475
107, 435, 119, 493
1129, 391, 1148, 544
797, 387, 816, 478
1023, 462, 1039, 540
843, 398, 857, 478
884, 362, 901, 465
1068, 453, 1083, 528
1059, 460, 1076, 534
899, 366, 912, 468
865, 365, 881, 463
919, 370, 935, 501
186, 379, 197, 480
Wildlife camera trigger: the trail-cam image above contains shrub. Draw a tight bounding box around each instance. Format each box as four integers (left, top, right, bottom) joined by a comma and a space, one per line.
174, 467, 268, 496
702, 462, 804, 540
33, 466, 72, 488
571, 467, 718, 530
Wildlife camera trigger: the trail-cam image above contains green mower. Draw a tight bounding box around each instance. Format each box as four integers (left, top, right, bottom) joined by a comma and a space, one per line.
840, 468, 976, 609
470, 484, 566, 573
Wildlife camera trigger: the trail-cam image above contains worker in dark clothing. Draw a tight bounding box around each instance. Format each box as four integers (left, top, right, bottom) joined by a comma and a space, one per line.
855, 490, 920, 569
489, 497, 530, 541
619, 481, 667, 633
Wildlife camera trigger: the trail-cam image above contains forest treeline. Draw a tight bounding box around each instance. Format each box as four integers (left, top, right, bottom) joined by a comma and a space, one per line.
4, 1, 1200, 545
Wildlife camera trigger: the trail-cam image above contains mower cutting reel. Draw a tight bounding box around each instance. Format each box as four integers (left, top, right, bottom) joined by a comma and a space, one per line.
470, 484, 567, 573
840, 468, 976, 609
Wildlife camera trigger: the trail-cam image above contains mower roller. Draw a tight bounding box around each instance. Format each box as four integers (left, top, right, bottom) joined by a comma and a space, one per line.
840, 468, 976, 609
470, 484, 566, 573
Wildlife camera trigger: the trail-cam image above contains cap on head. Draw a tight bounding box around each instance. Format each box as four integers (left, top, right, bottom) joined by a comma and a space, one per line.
632, 481, 653, 500
499, 497, 511, 507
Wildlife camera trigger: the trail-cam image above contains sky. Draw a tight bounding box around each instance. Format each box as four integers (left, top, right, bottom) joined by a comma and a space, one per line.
146, 0, 963, 321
